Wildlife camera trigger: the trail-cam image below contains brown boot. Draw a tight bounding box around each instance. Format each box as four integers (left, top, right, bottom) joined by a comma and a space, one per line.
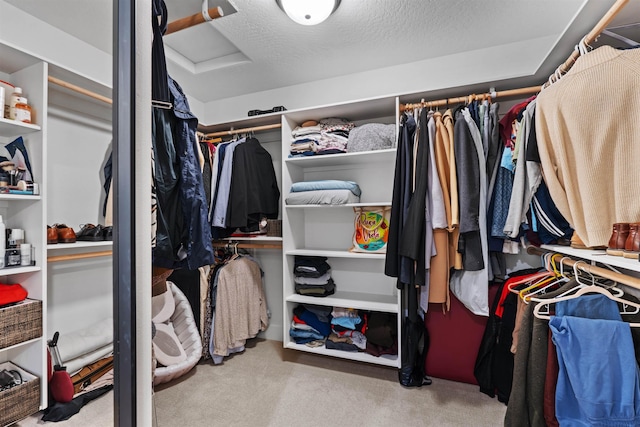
606, 223, 630, 256
623, 223, 640, 259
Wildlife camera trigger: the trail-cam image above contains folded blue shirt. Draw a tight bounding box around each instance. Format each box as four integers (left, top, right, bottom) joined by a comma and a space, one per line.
290, 180, 361, 197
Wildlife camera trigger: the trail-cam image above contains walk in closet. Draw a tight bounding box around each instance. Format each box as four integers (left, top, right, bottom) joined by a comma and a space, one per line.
2, 0, 640, 425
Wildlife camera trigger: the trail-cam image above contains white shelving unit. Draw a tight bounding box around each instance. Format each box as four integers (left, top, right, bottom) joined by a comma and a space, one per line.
0, 43, 48, 410
281, 99, 400, 367
47, 240, 113, 251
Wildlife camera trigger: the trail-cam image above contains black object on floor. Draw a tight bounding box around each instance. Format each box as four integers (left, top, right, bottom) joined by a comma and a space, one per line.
42, 385, 113, 422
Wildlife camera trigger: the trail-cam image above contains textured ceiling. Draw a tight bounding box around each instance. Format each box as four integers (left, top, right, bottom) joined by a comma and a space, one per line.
5, 0, 640, 104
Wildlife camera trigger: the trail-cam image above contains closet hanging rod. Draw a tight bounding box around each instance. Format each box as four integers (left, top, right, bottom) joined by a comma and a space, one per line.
401, 85, 541, 112
48, 76, 112, 105
212, 241, 282, 250
47, 250, 113, 263
544, 0, 629, 87
526, 246, 640, 290
165, 6, 224, 35
202, 123, 282, 138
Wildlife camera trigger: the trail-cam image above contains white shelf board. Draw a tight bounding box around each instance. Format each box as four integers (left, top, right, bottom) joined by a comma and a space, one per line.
0, 194, 41, 201
47, 240, 113, 251
286, 249, 386, 260
0, 337, 41, 353
218, 236, 283, 242
285, 149, 396, 168
541, 244, 640, 273
0, 117, 41, 137
286, 291, 397, 313
0, 265, 41, 275
286, 202, 391, 209
285, 342, 398, 368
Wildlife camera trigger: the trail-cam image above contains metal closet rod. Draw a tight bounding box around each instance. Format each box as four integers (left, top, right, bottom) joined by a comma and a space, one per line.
401, 86, 540, 112
48, 250, 113, 263
526, 246, 640, 290
212, 240, 282, 250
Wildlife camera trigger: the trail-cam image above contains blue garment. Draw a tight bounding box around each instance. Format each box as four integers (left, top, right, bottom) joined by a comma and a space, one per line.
211, 139, 245, 227
289, 328, 326, 343
550, 316, 640, 426
490, 147, 514, 239
331, 316, 362, 329
531, 180, 573, 244
290, 180, 362, 197
556, 294, 622, 320
152, 76, 214, 269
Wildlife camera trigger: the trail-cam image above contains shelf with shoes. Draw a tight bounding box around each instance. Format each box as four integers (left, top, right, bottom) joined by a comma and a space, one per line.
540, 244, 640, 273
0, 44, 48, 413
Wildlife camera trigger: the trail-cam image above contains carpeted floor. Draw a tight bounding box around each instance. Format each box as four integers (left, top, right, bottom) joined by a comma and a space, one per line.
16, 339, 506, 426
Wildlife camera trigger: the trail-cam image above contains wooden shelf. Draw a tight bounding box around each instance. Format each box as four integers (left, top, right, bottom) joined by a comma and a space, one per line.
541, 244, 640, 273
0, 117, 41, 137
285, 149, 396, 168
284, 342, 398, 368
286, 249, 386, 260
286, 291, 397, 313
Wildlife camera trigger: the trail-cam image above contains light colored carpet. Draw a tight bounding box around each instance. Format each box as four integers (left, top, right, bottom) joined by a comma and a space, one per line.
15, 339, 507, 426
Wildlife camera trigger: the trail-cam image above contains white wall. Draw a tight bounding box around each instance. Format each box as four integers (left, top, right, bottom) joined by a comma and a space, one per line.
200, 35, 556, 125
0, 1, 111, 87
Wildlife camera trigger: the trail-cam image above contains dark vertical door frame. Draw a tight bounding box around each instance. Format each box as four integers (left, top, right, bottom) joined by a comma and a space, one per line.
113, 0, 137, 425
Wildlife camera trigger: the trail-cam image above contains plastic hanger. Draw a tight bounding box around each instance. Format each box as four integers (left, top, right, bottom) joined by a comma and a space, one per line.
522, 255, 571, 302
532, 261, 639, 321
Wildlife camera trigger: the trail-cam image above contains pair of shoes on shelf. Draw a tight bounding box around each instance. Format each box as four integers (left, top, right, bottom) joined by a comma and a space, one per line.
76, 224, 112, 242
607, 222, 640, 258
569, 232, 606, 250
47, 224, 76, 244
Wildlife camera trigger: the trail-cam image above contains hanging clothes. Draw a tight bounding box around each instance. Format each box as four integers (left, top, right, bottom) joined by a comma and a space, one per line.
536, 46, 640, 247
450, 108, 489, 316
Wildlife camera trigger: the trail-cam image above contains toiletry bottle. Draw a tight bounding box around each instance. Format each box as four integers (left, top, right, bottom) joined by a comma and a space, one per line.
9, 87, 23, 120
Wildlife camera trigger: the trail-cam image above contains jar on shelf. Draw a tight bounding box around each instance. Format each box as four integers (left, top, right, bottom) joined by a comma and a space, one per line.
9, 87, 24, 120
14, 99, 32, 123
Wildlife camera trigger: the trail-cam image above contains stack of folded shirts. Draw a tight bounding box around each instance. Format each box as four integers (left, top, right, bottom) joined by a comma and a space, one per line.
364, 312, 398, 357
289, 304, 332, 345
326, 307, 367, 352
290, 122, 322, 157
317, 118, 355, 155
285, 180, 361, 206
294, 255, 335, 297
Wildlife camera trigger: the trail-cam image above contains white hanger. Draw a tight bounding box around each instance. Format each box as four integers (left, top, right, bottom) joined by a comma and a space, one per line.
533, 261, 640, 323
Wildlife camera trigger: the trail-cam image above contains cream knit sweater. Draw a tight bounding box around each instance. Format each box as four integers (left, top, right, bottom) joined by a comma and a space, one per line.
536, 46, 640, 247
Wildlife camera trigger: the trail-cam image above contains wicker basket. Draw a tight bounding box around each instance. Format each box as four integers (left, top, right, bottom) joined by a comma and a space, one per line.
0, 299, 42, 350
0, 362, 40, 426
266, 219, 282, 237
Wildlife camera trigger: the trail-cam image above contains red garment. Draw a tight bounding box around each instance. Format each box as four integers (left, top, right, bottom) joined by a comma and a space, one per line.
495, 273, 541, 318
498, 96, 536, 148
544, 330, 560, 427
292, 314, 306, 325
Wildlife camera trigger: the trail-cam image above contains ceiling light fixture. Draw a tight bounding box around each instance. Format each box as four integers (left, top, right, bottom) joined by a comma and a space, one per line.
277, 0, 340, 26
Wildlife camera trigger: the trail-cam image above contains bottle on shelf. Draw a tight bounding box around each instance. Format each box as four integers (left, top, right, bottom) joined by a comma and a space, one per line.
9, 86, 24, 120
14, 99, 32, 123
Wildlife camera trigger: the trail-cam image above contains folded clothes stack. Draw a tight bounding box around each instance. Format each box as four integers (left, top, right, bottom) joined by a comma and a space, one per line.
294, 255, 335, 297
289, 117, 355, 157
326, 308, 367, 352
285, 180, 361, 206
289, 304, 332, 345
